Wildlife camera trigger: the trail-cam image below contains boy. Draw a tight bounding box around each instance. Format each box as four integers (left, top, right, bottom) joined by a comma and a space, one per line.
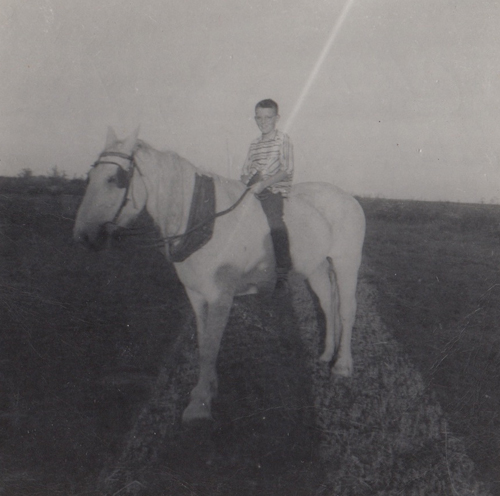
241, 99, 294, 294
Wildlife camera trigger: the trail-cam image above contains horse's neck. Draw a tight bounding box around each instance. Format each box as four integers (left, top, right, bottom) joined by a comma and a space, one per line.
135, 146, 197, 236
134, 143, 247, 236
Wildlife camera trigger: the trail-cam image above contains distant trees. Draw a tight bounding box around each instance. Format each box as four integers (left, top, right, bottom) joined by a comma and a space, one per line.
1, 167, 86, 196
49, 166, 67, 180
18, 168, 33, 179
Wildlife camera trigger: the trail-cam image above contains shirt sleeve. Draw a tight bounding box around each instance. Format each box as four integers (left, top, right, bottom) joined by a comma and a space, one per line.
241, 144, 253, 178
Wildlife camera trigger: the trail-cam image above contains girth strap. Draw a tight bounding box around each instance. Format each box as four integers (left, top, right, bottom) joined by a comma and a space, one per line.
167, 174, 217, 262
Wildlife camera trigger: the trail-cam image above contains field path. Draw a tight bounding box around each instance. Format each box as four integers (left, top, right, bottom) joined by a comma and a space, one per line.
98, 273, 487, 496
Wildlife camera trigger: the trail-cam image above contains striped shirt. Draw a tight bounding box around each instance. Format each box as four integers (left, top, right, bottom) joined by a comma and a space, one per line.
242, 130, 294, 196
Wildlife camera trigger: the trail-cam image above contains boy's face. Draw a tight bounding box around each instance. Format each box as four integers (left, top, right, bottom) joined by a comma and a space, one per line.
254, 107, 280, 136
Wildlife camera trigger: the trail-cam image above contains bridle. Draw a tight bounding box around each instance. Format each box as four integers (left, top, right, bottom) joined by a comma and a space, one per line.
92, 151, 138, 225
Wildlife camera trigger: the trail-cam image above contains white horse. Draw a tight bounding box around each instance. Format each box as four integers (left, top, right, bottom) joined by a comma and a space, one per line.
74, 128, 366, 423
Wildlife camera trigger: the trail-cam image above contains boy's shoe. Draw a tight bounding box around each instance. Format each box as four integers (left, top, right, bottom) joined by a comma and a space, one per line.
273, 277, 290, 297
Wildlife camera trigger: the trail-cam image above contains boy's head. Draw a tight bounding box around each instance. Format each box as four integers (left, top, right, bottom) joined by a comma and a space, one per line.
255, 99, 279, 114
254, 99, 280, 136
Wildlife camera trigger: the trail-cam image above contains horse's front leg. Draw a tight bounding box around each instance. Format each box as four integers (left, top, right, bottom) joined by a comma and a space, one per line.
182, 288, 233, 423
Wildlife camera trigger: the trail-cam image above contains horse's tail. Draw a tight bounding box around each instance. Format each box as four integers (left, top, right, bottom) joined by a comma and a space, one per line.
326, 256, 342, 340
326, 256, 334, 284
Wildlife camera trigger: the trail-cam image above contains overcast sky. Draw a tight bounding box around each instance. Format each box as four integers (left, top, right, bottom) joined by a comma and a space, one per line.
1, 0, 500, 202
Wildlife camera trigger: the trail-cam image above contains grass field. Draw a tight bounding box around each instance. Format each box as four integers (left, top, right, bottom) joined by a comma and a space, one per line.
0, 192, 498, 494
359, 198, 500, 495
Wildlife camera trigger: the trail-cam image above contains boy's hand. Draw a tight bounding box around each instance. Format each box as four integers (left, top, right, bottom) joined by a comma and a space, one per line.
241, 174, 251, 185
250, 181, 266, 195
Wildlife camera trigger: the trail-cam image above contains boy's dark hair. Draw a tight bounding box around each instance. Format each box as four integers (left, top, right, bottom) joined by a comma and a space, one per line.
255, 99, 279, 114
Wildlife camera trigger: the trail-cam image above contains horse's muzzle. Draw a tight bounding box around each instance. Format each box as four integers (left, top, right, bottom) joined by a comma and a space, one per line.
74, 224, 110, 251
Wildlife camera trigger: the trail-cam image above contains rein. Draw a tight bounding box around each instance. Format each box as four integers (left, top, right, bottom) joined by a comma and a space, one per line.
160, 185, 251, 243
93, 150, 252, 243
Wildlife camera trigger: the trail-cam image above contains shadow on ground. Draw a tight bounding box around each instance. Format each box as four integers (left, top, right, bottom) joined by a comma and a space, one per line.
99, 294, 323, 496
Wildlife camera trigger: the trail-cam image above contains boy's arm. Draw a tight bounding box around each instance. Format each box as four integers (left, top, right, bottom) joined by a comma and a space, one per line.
249, 169, 288, 194
241, 143, 254, 184
241, 158, 251, 183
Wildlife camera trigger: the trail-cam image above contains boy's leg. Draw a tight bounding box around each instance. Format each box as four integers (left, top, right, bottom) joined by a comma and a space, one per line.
256, 190, 292, 286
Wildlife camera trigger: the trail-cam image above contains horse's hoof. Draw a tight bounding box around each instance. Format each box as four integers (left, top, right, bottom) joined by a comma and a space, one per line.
319, 351, 334, 363
182, 401, 213, 424
331, 360, 353, 377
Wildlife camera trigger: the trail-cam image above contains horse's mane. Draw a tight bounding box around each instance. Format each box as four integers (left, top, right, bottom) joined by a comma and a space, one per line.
135, 139, 243, 189
136, 139, 214, 176
135, 139, 189, 166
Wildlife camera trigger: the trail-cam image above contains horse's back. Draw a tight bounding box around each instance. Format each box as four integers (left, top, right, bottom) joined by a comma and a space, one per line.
288, 181, 365, 242
283, 182, 365, 275
291, 181, 363, 220
181, 179, 364, 284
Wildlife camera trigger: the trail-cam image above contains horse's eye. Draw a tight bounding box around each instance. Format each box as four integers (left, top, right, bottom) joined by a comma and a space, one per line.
106, 168, 129, 188
114, 167, 129, 189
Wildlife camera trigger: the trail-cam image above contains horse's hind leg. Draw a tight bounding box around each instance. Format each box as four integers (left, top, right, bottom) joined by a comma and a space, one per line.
329, 256, 360, 377
182, 289, 233, 423
307, 258, 340, 363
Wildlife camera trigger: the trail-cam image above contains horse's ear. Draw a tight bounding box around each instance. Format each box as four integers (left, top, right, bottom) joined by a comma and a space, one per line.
122, 126, 140, 154
105, 127, 118, 148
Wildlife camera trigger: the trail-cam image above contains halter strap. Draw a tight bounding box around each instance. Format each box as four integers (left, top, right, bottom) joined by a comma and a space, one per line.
93, 151, 136, 224
93, 151, 135, 169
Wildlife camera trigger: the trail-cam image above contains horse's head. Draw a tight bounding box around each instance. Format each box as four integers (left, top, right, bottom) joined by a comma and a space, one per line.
73, 127, 147, 250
